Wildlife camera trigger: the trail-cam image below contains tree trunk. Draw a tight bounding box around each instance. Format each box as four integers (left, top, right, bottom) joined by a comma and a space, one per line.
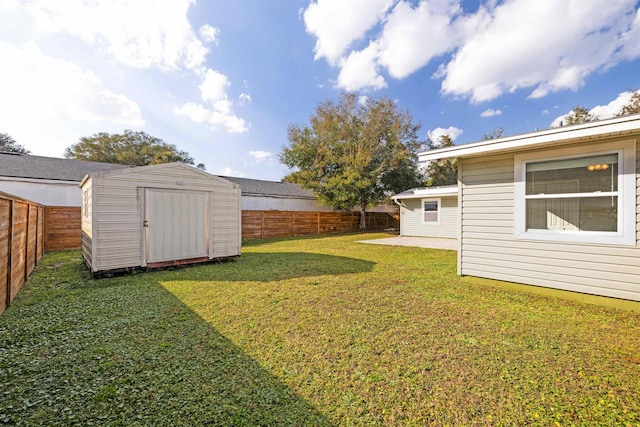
359, 201, 367, 230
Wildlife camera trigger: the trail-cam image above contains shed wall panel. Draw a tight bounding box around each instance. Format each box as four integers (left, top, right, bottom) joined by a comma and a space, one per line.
84, 164, 241, 272
459, 138, 640, 301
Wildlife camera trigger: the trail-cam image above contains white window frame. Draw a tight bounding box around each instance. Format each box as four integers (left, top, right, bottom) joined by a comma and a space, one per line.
514, 139, 636, 246
82, 189, 89, 218
421, 198, 441, 225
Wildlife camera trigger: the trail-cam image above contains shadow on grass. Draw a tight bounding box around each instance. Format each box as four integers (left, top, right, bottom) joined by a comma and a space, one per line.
0, 254, 334, 425
176, 251, 376, 282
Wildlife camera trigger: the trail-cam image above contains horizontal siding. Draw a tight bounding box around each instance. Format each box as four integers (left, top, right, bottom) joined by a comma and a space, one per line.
459, 139, 640, 301
88, 165, 241, 272
399, 196, 458, 238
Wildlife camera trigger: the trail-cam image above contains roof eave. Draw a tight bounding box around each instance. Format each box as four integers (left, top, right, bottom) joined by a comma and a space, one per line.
419, 114, 640, 162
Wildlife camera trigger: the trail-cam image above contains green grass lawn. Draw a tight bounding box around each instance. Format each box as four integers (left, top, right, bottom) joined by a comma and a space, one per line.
1, 233, 639, 426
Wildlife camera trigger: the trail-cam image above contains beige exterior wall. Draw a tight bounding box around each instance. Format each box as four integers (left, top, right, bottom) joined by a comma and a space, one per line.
459, 135, 640, 301
81, 164, 241, 273
81, 177, 93, 269
399, 196, 458, 238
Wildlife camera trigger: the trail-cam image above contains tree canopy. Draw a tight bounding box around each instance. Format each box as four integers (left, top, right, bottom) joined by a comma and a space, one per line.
64, 130, 197, 167
424, 134, 457, 187
280, 92, 423, 229
0, 133, 30, 154
561, 105, 598, 126
616, 90, 640, 117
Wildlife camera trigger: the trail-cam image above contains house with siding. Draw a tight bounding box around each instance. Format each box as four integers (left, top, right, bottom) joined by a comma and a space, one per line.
0, 152, 130, 206
391, 185, 458, 239
419, 114, 640, 302
0, 153, 391, 213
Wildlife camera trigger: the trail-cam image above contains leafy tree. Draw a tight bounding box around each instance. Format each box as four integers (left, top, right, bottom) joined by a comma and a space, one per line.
0, 133, 30, 154
280, 92, 422, 230
64, 130, 196, 166
616, 90, 640, 117
424, 135, 457, 187
481, 127, 504, 140
562, 105, 598, 126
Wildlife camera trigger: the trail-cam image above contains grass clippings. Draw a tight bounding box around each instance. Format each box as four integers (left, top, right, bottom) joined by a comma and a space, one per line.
1, 233, 639, 426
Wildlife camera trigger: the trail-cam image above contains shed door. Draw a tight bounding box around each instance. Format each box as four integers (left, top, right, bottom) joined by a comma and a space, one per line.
145, 189, 208, 264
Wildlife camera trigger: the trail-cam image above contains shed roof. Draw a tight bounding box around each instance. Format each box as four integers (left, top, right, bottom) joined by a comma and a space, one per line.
419, 114, 640, 162
392, 185, 458, 200
220, 176, 316, 199
0, 152, 131, 181
80, 162, 240, 189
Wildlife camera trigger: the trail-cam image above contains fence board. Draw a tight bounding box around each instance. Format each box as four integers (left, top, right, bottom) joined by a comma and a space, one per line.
241, 210, 398, 240
0, 199, 9, 315
26, 204, 37, 276
36, 207, 44, 260
45, 207, 82, 252
0, 193, 45, 315
10, 201, 27, 302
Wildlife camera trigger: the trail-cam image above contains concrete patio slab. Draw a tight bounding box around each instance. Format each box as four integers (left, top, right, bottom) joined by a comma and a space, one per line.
358, 236, 457, 250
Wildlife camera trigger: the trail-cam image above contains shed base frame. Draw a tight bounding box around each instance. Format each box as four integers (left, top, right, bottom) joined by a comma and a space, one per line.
88, 255, 239, 278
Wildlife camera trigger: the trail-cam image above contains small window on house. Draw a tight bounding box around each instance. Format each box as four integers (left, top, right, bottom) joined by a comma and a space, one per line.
422, 198, 440, 224
514, 140, 636, 245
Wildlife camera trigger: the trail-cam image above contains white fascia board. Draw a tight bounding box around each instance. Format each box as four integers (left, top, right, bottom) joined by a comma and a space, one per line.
392, 187, 458, 200
419, 114, 640, 162
0, 176, 79, 185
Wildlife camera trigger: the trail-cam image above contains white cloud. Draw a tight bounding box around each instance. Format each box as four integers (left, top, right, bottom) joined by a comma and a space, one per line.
305, 0, 640, 102
18, 0, 209, 71
0, 41, 143, 156
6, 0, 250, 136
303, 0, 393, 65
377, 0, 461, 79
358, 95, 368, 105
550, 91, 635, 127
480, 108, 502, 118
590, 91, 635, 119
218, 166, 246, 177
427, 126, 463, 145
239, 93, 251, 105
442, 0, 639, 102
175, 102, 249, 134
337, 42, 386, 91
249, 150, 273, 162
199, 24, 219, 45
199, 69, 230, 102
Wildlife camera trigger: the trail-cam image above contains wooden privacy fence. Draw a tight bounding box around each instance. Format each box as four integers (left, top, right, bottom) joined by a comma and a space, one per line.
242, 210, 398, 240
0, 192, 44, 315
44, 207, 82, 252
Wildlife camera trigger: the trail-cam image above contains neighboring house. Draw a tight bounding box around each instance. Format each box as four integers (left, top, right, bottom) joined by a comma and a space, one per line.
221, 176, 334, 211
419, 114, 640, 302
0, 152, 129, 206
392, 185, 458, 239
221, 176, 393, 213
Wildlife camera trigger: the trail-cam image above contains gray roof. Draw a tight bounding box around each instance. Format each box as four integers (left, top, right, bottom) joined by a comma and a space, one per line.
0, 152, 131, 181
0, 152, 316, 199
220, 176, 316, 199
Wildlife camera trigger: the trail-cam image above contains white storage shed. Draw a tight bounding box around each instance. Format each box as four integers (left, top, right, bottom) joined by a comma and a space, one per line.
80, 162, 241, 275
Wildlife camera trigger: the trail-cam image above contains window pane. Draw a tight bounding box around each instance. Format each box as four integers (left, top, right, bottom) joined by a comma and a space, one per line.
423, 201, 438, 222
526, 196, 617, 232
526, 154, 618, 195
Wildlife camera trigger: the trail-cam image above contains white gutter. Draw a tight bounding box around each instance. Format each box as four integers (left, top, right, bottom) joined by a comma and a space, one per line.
419, 114, 640, 162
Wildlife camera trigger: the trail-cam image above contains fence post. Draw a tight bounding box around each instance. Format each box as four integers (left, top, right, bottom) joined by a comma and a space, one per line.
317, 212, 320, 235
261, 211, 264, 240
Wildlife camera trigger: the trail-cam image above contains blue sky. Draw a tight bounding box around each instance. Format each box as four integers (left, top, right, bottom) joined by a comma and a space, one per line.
1, 0, 639, 181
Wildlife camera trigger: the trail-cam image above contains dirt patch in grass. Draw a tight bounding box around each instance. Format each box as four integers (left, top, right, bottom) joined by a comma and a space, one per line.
1, 234, 639, 425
